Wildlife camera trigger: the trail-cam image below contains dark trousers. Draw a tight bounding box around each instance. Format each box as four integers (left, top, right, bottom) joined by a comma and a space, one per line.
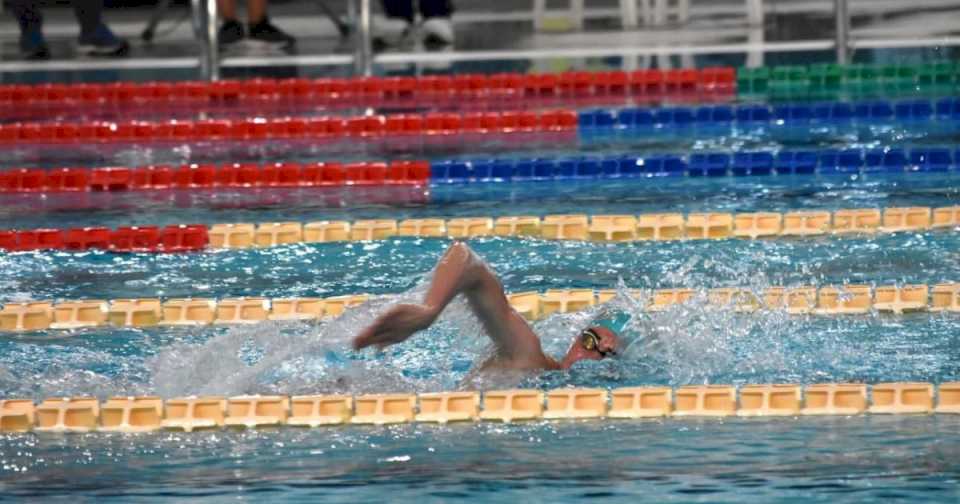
4, 0, 104, 36
381, 0, 453, 23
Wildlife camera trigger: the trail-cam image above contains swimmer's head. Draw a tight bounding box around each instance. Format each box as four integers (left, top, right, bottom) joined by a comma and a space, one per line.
560, 326, 621, 368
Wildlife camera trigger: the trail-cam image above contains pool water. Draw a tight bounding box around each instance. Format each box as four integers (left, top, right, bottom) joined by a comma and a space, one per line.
3, 69, 960, 500
1, 173, 960, 500
2, 416, 959, 502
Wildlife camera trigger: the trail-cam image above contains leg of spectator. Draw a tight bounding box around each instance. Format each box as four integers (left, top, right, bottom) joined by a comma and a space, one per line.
216, 0, 245, 47
247, 0, 266, 24
245, 0, 296, 49
5, 0, 50, 59
381, 0, 416, 24
74, 0, 129, 56
73, 0, 102, 35
217, 0, 237, 20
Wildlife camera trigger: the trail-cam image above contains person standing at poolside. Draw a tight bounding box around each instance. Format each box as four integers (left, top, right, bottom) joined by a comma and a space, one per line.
216, 0, 295, 50
5, 0, 128, 59
354, 242, 622, 371
378, 0, 454, 47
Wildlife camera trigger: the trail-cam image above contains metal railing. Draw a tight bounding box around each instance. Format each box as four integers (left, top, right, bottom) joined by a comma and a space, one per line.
191, 0, 853, 81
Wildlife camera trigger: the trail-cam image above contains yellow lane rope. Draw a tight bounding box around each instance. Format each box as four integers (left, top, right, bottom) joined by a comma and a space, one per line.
208, 206, 959, 248
1, 383, 958, 433
2, 283, 958, 333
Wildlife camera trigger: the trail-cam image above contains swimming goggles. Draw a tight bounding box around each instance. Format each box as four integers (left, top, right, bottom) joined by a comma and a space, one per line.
580, 328, 616, 358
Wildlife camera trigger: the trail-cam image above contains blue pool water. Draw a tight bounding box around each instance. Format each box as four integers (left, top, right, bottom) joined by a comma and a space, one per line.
3, 86, 960, 500
1, 173, 960, 500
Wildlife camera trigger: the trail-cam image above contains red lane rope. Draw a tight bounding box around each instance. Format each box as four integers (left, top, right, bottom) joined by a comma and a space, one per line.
0, 225, 209, 253
0, 161, 430, 193
0, 68, 736, 109
0, 109, 579, 145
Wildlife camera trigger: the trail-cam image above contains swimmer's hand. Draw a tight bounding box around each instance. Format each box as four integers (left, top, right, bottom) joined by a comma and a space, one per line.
352, 304, 436, 351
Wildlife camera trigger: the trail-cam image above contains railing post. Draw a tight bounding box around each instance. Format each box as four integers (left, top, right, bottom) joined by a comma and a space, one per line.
834, 0, 849, 64
197, 0, 220, 81
353, 0, 373, 77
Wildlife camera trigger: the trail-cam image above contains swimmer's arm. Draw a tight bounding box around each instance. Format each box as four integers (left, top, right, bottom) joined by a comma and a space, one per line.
353, 242, 556, 369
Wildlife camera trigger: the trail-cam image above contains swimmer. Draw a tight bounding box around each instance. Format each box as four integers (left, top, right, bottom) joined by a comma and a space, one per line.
353, 242, 622, 371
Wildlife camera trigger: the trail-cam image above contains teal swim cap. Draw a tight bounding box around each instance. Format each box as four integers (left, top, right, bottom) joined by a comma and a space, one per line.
591, 308, 632, 335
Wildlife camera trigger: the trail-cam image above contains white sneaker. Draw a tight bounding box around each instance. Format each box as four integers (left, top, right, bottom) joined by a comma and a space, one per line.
421, 17, 454, 46
373, 16, 413, 48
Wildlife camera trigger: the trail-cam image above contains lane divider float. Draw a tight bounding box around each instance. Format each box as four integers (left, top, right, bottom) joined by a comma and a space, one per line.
1, 207, 958, 253
3, 146, 959, 194
0, 109, 577, 146
2, 283, 958, 333
3, 97, 959, 147
3, 61, 956, 113
0, 161, 430, 193
0, 68, 735, 110
1, 382, 958, 433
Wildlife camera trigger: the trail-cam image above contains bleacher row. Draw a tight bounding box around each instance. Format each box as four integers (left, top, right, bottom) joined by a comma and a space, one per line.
1, 382, 959, 433
3, 61, 959, 110
3, 146, 960, 195
2, 283, 959, 333
2, 207, 957, 253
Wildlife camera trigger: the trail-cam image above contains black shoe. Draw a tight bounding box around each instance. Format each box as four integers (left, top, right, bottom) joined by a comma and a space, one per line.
78, 23, 129, 57
218, 20, 245, 46
248, 18, 295, 49
20, 29, 51, 60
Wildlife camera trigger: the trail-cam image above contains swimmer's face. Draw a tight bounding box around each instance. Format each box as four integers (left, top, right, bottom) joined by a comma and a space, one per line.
575, 326, 621, 360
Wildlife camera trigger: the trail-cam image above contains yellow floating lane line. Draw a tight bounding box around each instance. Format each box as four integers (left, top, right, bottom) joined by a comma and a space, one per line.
1, 283, 958, 333
194, 206, 960, 249
1, 382, 958, 433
